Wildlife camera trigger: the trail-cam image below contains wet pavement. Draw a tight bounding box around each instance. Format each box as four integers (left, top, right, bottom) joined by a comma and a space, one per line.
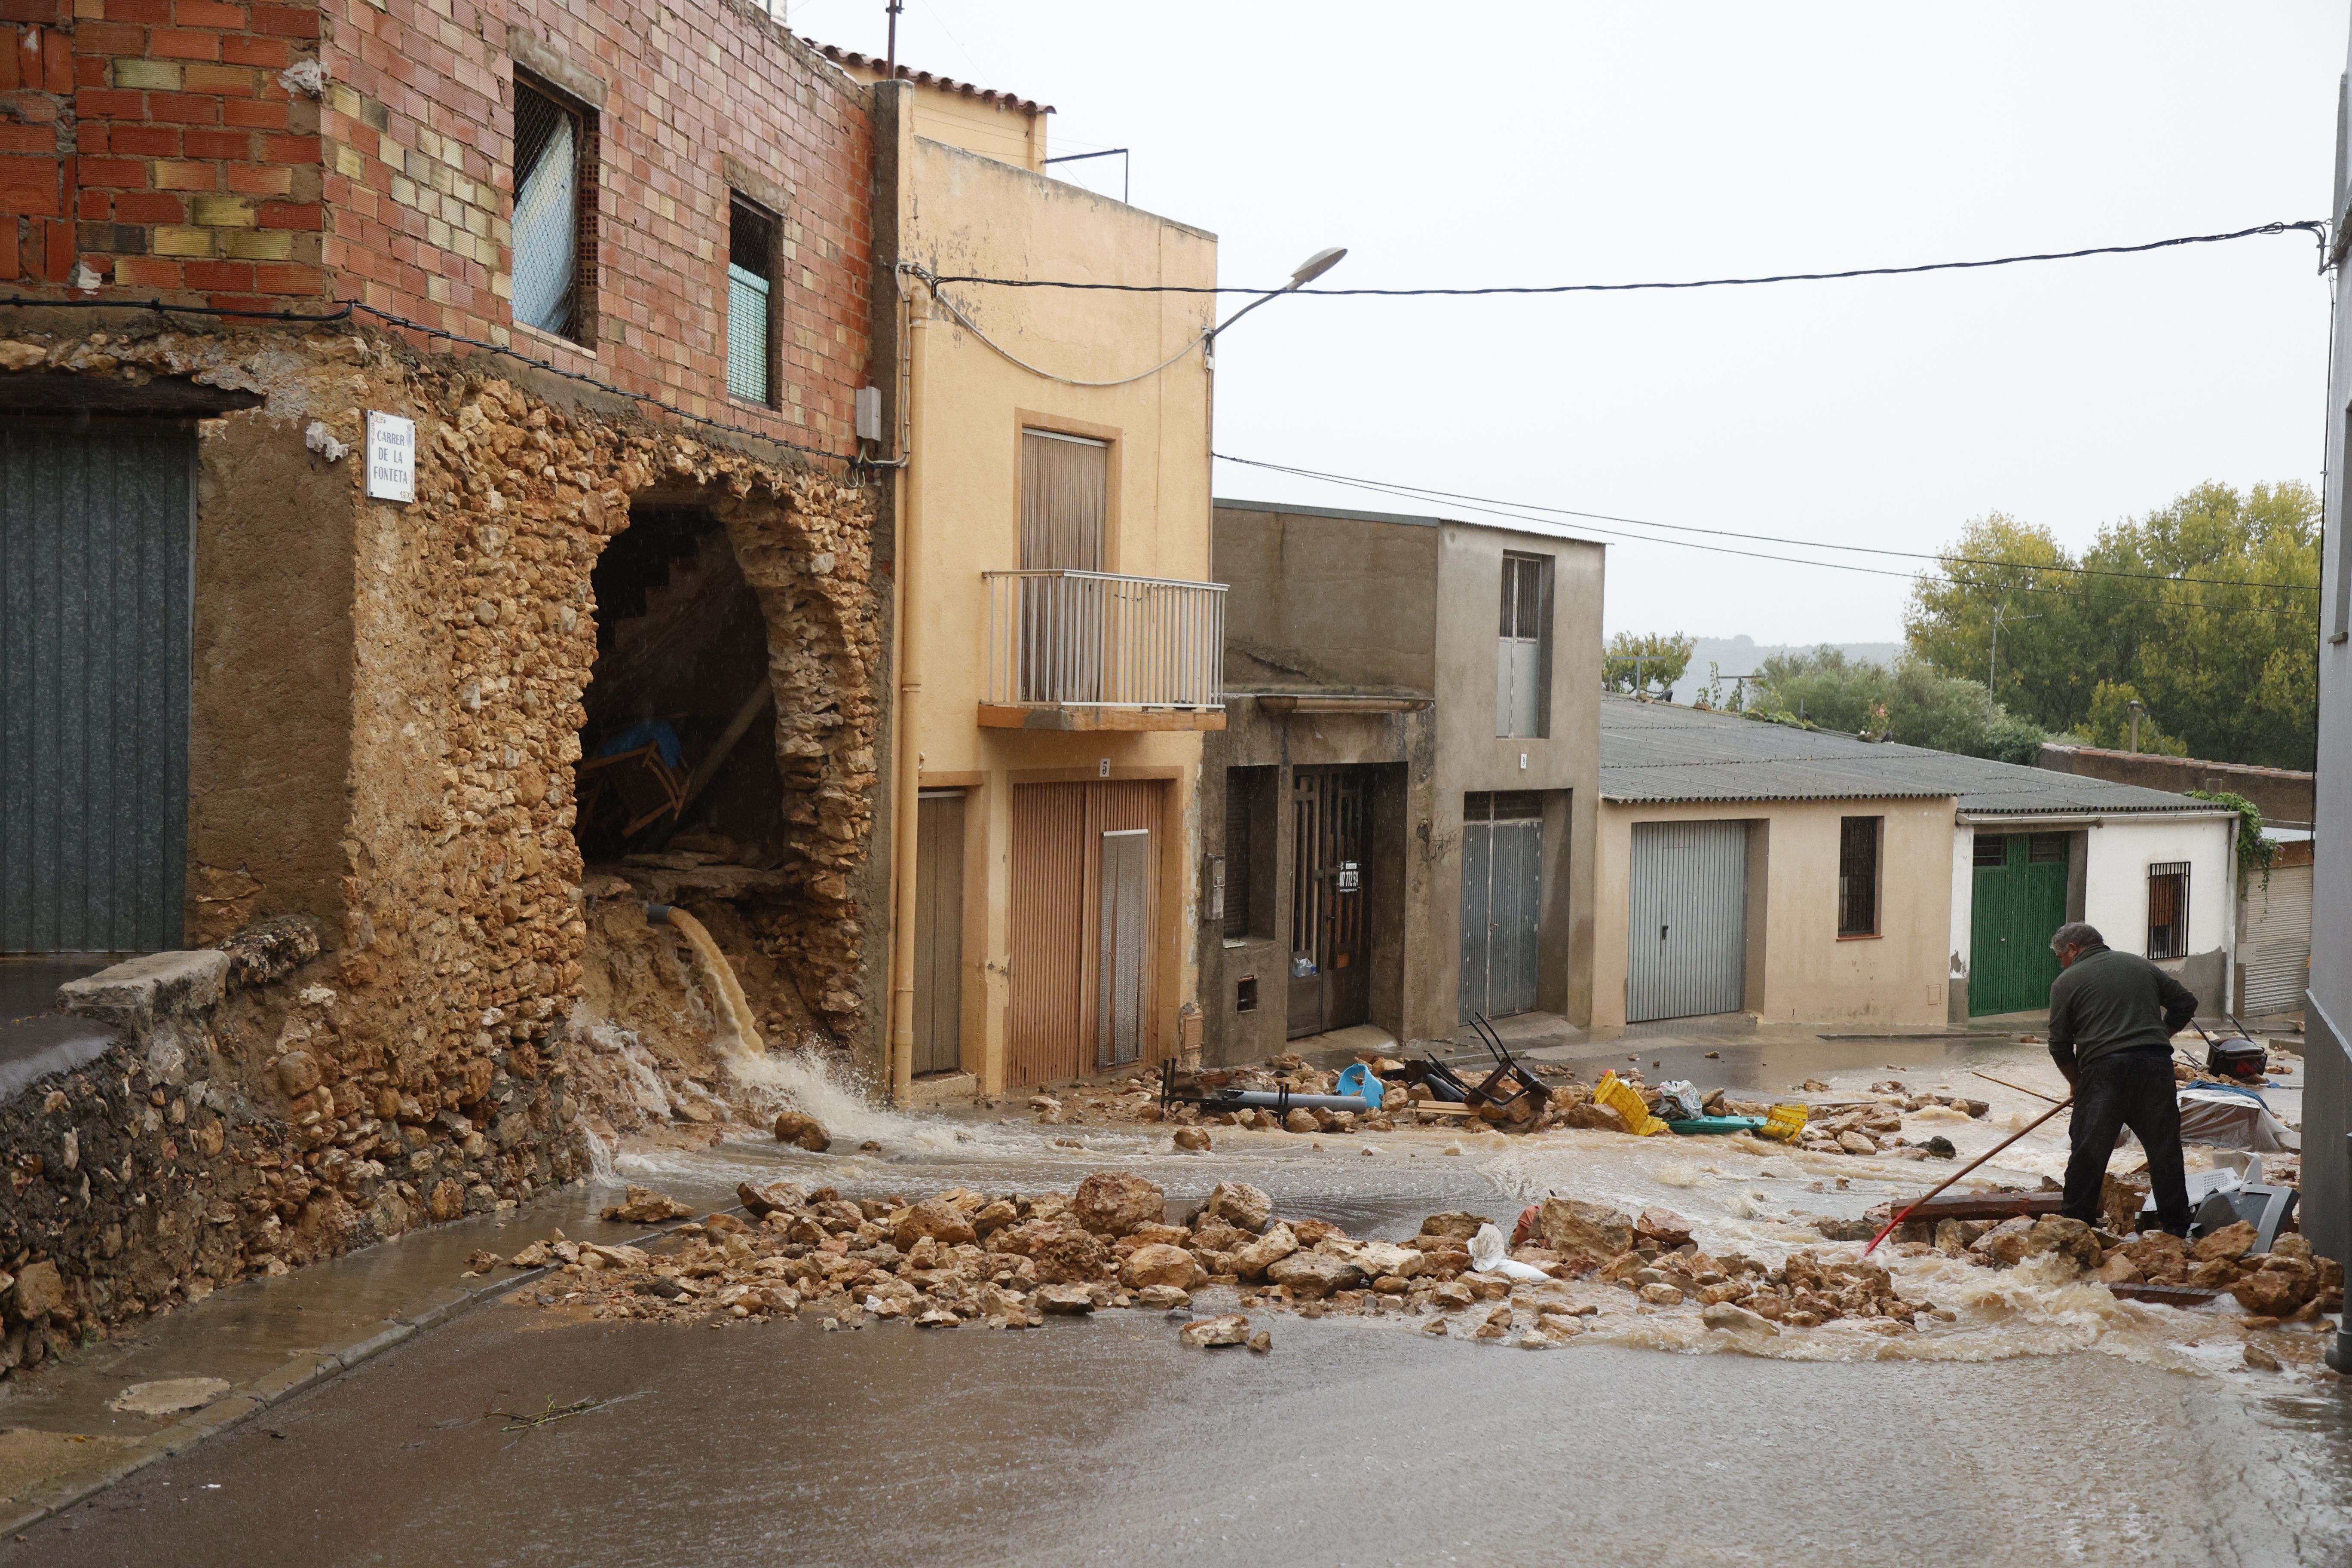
11, 1288, 2351, 1567
4, 1023, 2345, 1564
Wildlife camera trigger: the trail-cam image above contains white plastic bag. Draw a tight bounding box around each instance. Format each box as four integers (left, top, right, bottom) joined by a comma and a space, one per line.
1469, 1222, 1551, 1282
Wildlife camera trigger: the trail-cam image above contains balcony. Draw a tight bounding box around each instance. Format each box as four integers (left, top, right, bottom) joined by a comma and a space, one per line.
980, 570, 1228, 731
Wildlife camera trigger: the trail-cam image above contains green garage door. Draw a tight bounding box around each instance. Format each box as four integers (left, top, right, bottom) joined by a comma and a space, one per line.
1968, 832, 2068, 1016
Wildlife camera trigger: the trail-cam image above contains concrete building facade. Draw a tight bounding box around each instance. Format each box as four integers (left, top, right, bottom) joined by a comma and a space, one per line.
2305, 25, 2352, 1267
1197, 501, 1602, 1063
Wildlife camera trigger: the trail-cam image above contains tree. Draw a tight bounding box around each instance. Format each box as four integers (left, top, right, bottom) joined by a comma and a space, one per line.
1904, 482, 2319, 769
1604, 631, 1694, 695
1749, 647, 2048, 763
2077, 680, 2187, 756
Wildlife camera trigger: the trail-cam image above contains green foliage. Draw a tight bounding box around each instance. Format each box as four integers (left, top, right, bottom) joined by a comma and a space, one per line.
2189, 789, 2278, 888
1904, 482, 2319, 769
2078, 680, 2187, 756
1604, 631, 1694, 695
1749, 646, 2048, 763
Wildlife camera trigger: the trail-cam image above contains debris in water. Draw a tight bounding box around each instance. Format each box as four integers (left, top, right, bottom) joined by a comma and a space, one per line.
600, 1185, 695, 1223
494, 1395, 617, 1431
774, 1111, 831, 1152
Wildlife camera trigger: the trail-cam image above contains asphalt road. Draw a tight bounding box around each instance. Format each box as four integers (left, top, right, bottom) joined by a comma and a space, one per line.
10, 1290, 2351, 1568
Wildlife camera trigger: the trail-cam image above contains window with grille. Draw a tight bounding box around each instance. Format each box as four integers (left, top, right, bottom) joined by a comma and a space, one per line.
1495, 552, 1552, 738
1972, 833, 2006, 868
513, 77, 591, 343
1222, 766, 1275, 940
1838, 816, 1880, 936
2147, 862, 2190, 960
727, 197, 776, 405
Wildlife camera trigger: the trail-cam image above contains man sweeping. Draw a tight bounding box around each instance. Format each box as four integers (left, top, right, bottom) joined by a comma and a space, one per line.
2046, 921, 2196, 1237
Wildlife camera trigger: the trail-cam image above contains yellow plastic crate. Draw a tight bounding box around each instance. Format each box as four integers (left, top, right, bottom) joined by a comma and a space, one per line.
1758, 1102, 1810, 1143
1592, 1071, 1670, 1136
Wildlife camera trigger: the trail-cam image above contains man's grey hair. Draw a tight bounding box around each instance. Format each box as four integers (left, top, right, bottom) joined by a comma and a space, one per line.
2050, 922, 2104, 953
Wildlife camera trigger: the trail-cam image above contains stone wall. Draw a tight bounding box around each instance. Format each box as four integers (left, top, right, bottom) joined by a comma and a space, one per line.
0, 312, 883, 1363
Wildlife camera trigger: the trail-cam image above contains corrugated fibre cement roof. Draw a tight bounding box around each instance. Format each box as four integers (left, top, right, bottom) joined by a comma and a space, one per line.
1598, 697, 2216, 814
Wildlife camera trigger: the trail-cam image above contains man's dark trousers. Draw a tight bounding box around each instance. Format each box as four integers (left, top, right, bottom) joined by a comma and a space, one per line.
2061, 1050, 2192, 1235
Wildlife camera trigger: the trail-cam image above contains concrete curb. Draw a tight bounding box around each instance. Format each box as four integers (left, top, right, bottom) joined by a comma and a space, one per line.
0, 1208, 730, 1539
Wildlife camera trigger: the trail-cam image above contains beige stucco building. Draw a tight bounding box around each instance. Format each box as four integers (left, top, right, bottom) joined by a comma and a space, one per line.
1594, 698, 2237, 1031
848, 58, 1220, 1094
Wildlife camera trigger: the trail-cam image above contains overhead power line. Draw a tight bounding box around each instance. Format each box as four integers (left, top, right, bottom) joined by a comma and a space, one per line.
1211, 454, 2320, 622
1219, 456, 2321, 596
934, 220, 2328, 297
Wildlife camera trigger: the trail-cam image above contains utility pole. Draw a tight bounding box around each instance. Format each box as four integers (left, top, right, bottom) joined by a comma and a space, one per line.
2128, 698, 2144, 754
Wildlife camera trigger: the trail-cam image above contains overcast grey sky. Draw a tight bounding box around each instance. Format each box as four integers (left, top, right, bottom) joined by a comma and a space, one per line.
791, 1, 2343, 647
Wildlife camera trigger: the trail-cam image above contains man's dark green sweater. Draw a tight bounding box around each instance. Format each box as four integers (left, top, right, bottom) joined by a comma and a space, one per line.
2046, 944, 2198, 1072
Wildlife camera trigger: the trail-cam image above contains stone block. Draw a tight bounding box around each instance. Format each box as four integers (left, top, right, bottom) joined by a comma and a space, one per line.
58, 949, 229, 1032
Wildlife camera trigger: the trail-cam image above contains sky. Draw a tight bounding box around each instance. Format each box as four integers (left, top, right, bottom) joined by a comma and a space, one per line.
788, 0, 2346, 646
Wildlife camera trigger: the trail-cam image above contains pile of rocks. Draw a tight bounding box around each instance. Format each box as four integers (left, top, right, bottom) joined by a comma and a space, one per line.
482, 1175, 1940, 1345
1899, 1211, 2346, 1323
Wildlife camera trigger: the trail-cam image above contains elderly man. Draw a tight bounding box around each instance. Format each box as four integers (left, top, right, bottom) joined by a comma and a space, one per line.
2046, 921, 2196, 1237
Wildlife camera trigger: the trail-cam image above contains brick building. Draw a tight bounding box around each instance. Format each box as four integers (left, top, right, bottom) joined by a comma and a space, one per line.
0, 0, 893, 1368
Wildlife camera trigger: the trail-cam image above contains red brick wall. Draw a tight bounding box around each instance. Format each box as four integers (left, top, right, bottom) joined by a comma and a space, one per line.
1, 0, 319, 295
2, 0, 873, 450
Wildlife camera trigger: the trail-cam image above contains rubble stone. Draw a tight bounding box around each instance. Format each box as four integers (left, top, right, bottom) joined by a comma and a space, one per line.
1178, 1314, 1251, 1347
1638, 1283, 1685, 1306
1635, 1207, 1693, 1248
2194, 1221, 2260, 1262
1560, 1102, 1629, 1133
2021, 1216, 2101, 1272
601, 1185, 695, 1223
1538, 1198, 1635, 1267
773, 1112, 832, 1152
12, 1261, 65, 1321
1208, 1181, 1274, 1233
893, 1200, 978, 1250
1035, 1285, 1096, 1314
1136, 1285, 1192, 1311
1121, 1244, 1202, 1290
1232, 1223, 1301, 1280
1072, 1171, 1166, 1237
1172, 1128, 1212, 1152
1266, 1253, 1366, 1298
1248, 1330, 1272, 1352
1700, 1302, 1779, 1335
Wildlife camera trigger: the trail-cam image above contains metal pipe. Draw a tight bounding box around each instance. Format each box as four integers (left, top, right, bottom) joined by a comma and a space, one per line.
1865, 1094, 2075, 1254
885, 314, 929, 1104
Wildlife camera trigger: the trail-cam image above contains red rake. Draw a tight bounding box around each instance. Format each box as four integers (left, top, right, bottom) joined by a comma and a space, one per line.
1863, 1095, 2076, 1254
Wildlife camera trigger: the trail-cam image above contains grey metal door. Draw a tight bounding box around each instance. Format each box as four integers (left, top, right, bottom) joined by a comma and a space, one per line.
1, 423, 195, 953
1626, 821, 1747, 1023
1097, 828, 1150, 1067
1460, 792, 1542, 1020
912, 791, 965, 1075
2240, 863, 2312, 1016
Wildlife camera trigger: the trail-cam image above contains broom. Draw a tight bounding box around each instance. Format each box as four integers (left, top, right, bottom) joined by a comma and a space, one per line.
1862, 1095, 2075, 1255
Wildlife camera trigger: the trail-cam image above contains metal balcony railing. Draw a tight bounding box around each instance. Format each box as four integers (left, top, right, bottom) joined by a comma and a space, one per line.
983, 570, 1227, 710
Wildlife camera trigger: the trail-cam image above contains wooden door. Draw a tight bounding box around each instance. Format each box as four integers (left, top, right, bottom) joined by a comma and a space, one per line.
1287, 769, 1369, 1038
912, 791, 965, 1076
1008, 780, 1162, 1087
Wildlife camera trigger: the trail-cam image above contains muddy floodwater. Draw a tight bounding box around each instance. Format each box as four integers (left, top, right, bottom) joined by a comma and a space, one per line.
9, 1035, 2351, 1565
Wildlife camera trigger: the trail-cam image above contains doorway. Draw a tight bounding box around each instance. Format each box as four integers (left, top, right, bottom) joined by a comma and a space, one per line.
1006, 780, 1162, 1086
1288, 769, 1371, 1038
912, 790, 965, 1076
1969, 832, 2068, 1015
1, 423, 195, 953
1460, 792, 1543, 1020
1625, 819, 1747, 1023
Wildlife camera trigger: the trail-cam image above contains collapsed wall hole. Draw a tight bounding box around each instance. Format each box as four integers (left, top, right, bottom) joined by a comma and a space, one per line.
575, 504, 784, 865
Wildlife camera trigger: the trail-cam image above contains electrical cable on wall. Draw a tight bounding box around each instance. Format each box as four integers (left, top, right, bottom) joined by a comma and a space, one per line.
901, 263, 1210, 388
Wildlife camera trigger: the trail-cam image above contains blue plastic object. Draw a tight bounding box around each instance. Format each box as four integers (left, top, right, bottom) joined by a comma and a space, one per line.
1663, 1116, 1764, 1136
1333, 1063, 1385, 1110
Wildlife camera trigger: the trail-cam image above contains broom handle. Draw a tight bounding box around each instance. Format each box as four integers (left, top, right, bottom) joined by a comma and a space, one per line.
1862, 1095, 2076, 1254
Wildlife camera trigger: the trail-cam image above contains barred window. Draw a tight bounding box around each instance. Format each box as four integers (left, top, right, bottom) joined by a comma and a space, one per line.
2147, 862, 2190, 961
727, 197, 777, 405
1838, 816, 1880, 937
513, 78, 590, 343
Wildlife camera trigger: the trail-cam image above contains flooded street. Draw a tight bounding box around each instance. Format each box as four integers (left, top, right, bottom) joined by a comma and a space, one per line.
8, 1035, 2351, 1565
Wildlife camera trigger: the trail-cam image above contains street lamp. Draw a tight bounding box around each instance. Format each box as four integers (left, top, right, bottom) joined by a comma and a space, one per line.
1204, 246, 1348, 364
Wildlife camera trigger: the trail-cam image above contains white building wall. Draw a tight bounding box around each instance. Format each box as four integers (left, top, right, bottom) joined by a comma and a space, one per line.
2081, 815, 2236, 1004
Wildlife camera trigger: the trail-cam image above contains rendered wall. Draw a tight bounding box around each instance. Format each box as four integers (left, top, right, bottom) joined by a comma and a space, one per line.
1593, 796, 1954, 1031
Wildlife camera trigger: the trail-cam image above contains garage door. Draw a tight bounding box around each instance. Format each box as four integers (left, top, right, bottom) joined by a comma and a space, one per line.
1626, 821, 1746, 1023
1, 423, 194, 953
2239, 863, 2311, 1016
1459, 792, 1541, 1021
